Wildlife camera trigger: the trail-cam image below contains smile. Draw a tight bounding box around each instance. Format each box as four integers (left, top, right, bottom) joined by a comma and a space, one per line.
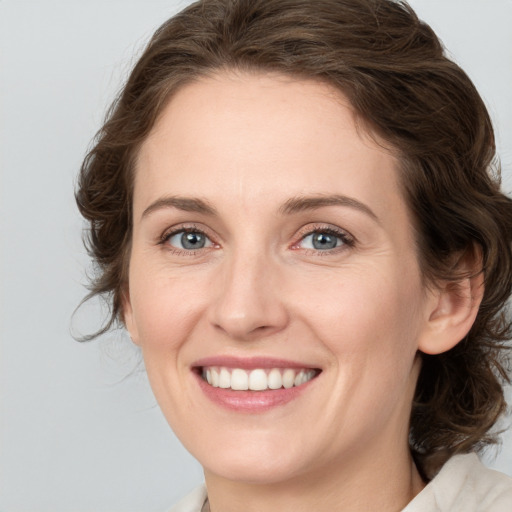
193, 357, 322, 412
201, 367, 318, 391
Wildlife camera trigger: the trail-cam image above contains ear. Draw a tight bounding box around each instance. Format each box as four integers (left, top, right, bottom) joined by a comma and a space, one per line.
418, 248, 484, 355
121, 287, 141, 346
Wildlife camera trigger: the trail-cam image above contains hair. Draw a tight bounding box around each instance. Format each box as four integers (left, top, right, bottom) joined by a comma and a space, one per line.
76, 0, 512, 474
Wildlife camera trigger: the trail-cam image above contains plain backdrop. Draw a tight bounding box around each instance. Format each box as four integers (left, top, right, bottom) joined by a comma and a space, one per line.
1, 1, 511, 511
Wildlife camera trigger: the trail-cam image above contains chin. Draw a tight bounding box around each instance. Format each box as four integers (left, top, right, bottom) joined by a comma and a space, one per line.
189, 433, 310, 484
203, 456, 306, 485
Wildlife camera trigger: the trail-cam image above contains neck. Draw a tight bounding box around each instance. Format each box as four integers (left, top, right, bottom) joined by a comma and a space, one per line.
204, 443, 425, 512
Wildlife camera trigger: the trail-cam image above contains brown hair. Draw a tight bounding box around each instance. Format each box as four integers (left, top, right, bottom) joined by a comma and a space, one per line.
76, 0, 512, 472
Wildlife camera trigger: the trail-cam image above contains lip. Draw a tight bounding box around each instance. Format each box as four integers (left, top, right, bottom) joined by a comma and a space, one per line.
192, 356, 321, 413
192, 355, 317, 370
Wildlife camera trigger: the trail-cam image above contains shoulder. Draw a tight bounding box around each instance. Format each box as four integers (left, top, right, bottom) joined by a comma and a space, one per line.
404, 453, 512, 512
168, 484, 207, 512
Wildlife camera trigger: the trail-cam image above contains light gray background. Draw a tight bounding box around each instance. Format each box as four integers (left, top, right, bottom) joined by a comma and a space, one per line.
1, 1, 511, 511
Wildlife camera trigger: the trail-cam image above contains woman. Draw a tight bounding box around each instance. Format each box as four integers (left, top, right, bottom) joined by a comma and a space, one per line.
76, 0, 512, 510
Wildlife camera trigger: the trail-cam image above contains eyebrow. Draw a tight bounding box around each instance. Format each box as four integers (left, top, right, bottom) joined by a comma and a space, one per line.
141, 196, 217, 219
141, 193, 379, 222
279, 194, 379, 222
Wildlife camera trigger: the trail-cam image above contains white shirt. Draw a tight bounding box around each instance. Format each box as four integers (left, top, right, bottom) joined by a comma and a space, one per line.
169, 453, 512, 512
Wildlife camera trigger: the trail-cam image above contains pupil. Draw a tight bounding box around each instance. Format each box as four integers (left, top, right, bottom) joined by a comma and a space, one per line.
181, 232, 205, 249
312, 233, 337, 250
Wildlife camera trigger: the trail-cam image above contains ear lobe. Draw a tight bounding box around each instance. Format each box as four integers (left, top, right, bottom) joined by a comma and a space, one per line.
122, 288, 141, 346
418, 250, 484, 355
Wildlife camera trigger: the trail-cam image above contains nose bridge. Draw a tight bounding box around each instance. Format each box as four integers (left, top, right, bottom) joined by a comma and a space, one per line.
210, 242, 288, 340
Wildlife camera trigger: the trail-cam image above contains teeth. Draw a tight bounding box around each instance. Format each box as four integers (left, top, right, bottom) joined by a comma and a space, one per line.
267, 368, 282, 389
231, 369, 249, 390
211, 368, 219, 387
202, 367, 317, 391
219, 368, 231, 388
248, 369, 267, 391
282, 369, 295, 389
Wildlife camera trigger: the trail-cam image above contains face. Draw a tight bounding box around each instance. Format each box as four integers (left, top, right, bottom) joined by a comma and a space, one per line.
124, 72, 436, 485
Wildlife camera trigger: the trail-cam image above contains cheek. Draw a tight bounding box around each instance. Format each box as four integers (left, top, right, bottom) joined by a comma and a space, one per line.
129, 266, 209, 352
303, 267, 422, 340
128, 269, 211, 419
296, 263, 424, 387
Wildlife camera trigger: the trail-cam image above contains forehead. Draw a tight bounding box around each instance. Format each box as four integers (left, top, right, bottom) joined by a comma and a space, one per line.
134, 71, 405, 222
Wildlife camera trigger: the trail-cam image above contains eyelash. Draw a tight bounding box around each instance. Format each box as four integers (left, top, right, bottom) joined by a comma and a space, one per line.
158, 224, 355, 256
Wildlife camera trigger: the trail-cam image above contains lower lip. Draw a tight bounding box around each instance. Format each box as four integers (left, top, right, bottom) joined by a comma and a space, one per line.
194, 372, 317, 413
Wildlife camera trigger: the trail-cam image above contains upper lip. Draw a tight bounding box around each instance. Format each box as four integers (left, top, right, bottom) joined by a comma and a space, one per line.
192, 355, 320, 370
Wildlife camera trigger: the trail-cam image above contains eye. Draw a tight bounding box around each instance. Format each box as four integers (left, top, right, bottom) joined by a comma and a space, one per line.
165, 230, 213, 251
297, 228, 351, 251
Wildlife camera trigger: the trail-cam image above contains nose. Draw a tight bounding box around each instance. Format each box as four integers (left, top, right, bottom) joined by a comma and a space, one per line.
209, 250, 289, 341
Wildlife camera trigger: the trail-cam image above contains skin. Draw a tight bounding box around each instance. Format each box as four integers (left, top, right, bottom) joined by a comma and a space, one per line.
123, 72, 482, 512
